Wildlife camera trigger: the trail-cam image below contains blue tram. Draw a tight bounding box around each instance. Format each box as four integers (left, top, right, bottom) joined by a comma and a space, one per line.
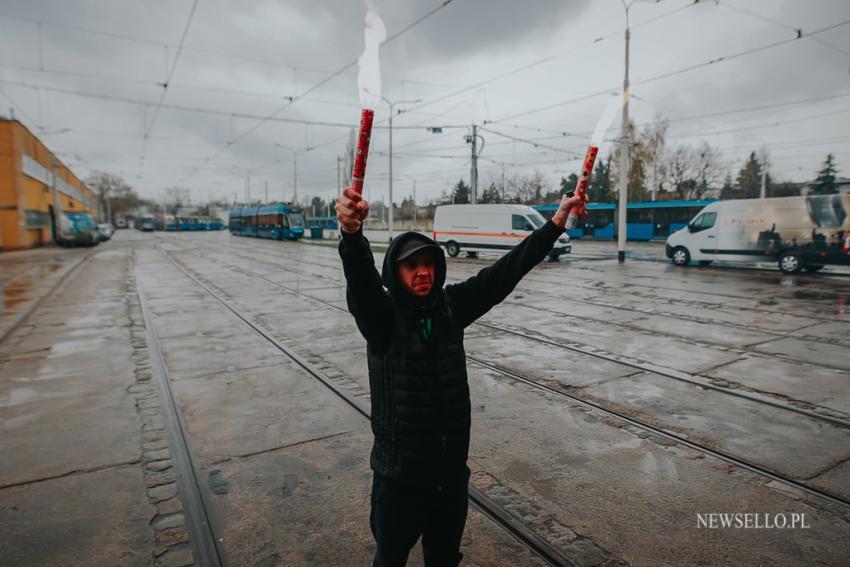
305, 216, 338, 230
533, 199, 716, 241
229, 203, 305, 240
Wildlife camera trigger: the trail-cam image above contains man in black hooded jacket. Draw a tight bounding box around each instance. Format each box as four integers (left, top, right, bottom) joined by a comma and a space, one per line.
336, 186, 583, 566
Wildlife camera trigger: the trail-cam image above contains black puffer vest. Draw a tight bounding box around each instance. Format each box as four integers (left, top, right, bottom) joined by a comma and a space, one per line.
369, 233, 470, 483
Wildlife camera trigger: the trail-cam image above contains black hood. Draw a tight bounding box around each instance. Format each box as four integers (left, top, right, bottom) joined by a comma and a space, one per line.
381, 232, 446, 303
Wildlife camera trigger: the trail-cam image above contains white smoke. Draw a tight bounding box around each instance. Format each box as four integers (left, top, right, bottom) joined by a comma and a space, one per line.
357, 7, 386, 109
591, 93, 623, 147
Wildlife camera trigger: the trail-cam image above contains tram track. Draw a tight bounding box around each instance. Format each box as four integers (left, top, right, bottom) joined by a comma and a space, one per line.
203, 232, 850, 328
160, 241, 850, 514
135, 272, 227, 567
153, 245, 576, 566
163, 235, 850, 425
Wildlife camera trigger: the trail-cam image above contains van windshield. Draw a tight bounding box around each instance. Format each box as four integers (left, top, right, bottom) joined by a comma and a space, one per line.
690, 212, 717, 232
528, 211, 545, 229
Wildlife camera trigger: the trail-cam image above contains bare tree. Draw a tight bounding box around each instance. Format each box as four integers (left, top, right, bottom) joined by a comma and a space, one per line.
665, 145, 694, 200
504, 171, 550, 204
693, 141, 723, 199
641, 117, 669, 200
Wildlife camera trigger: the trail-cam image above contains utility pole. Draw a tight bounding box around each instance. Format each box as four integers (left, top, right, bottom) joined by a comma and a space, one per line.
264, 181, 268, 204
412, 179, 417, 229
337, 156, 342, 194
381, 96, 421, 240
465, 125, 483, 203
760, 149, 768, 199
617, 2, 632, 264
617, 0, 662, 262
501, 162, 506, 202
389, 108, 394, 238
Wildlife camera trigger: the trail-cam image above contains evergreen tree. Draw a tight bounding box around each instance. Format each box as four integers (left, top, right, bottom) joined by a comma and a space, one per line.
811, 154, 838, 195
451, 179, 471, 204
734, 152, 762, 199
559, 173, 579, 194
588, 157, 613, 202
480, 182, 502, 203
720, 173, 735, 199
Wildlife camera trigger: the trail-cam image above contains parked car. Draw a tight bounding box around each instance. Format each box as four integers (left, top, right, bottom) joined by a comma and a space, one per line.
96, 223, 114, 241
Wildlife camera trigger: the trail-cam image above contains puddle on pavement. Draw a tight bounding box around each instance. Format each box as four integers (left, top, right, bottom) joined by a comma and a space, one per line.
48, 337, 107, 357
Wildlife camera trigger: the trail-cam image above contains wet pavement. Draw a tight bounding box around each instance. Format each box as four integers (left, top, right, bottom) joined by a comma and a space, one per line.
1, 229, 849, 566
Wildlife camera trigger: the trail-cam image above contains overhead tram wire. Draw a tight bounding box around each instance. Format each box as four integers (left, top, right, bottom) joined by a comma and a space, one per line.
399, 0, 698, 117
0, 79, 467, 133
667, 106, 850, 139
490, 90, 850, 144
716, 0, 850, 59
302, 0, 698, 156
178, 0, 461, 185
0, 15, 459, 91
492, 17, 850, 124
139, 0, 200, 180
478, 126, 585, 157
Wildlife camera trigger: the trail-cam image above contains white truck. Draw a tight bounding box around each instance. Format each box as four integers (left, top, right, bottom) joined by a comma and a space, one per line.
433, 204, 571, 261
665, 195, 850, 274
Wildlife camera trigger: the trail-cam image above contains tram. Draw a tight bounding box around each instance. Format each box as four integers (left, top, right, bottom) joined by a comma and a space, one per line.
229, 203, 305, 240
533, 199, 716, 240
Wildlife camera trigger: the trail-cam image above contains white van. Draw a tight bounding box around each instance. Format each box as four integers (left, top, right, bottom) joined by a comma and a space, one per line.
433, 204, 571, 261
665, 195, 850, 273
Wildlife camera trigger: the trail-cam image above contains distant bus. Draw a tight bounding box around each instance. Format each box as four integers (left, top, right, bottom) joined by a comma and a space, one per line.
229, 203, 305, 240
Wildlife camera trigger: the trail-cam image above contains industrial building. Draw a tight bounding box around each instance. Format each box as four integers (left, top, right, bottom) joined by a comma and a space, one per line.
0, 118, 96, 250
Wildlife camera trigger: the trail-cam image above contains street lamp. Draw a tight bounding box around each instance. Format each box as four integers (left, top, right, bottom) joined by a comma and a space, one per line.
617, 0, 662, 263
381, 96, 421, 240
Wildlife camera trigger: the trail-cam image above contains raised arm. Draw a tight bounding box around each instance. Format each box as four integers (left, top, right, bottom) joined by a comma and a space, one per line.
337, 187, 393, 347
445, 194, 583, 328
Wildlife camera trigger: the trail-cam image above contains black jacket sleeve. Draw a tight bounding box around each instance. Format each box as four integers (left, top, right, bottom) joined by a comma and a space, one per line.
445, 220, 563, 328
338, 230, 393, 348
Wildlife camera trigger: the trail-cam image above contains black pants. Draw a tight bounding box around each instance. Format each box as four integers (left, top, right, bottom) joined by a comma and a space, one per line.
370, 469, 469, 567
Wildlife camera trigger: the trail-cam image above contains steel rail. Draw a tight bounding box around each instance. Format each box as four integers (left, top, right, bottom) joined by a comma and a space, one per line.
135, 262, 227, 567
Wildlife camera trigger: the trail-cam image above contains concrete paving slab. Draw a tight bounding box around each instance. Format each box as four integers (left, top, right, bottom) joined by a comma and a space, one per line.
706, 355, 850, 414
467, 366, 850, 567
625, 315, 776, 347
754, 337, 850, 371
809, 458, 850, 501
479, 304, 743, 374
580, 371, 850, 484
0, 465, 155, 566
156, 331, 285, 380
465, 331, 636, 388
169, 364, 369, 466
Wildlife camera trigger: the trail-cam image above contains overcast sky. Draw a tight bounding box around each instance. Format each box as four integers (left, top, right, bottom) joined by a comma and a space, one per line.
1, 0, 848, 207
